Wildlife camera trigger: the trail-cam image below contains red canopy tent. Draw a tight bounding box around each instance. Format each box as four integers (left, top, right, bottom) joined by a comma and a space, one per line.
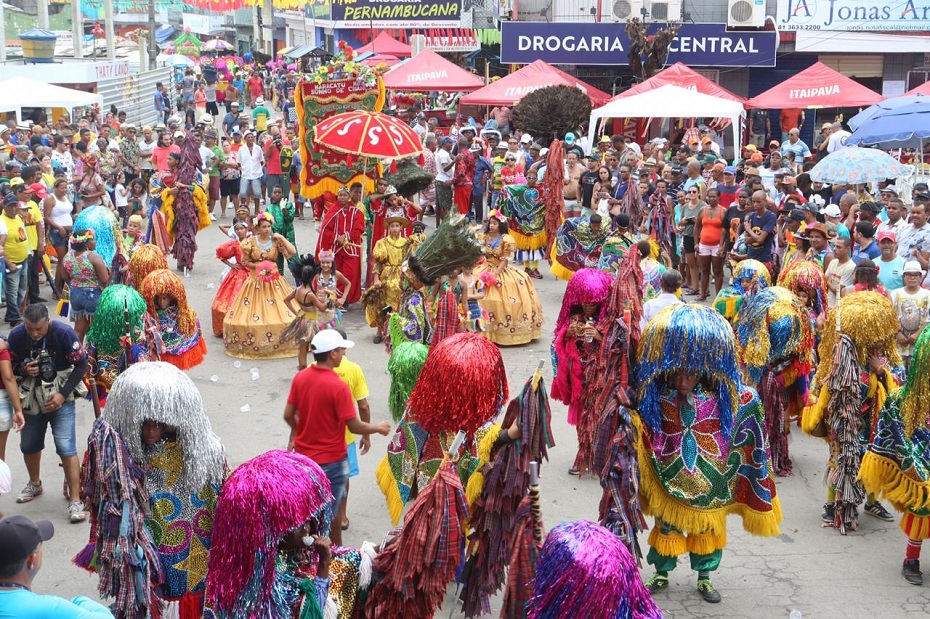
460, 60, 610, 107
610, 62, 745, 104
361, 54, 401, 68
905, 81, 930, 96
356, 32, 412, 58
746, 62, 884, 109
382, 49, 484, 92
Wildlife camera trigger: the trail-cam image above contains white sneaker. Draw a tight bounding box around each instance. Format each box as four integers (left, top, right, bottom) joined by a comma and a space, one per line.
210, 213, 217, 221
69, 500, 87, 523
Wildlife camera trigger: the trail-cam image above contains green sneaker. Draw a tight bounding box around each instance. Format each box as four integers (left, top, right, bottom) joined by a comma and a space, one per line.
645, 573, 669, 593
697, 578, 721, 603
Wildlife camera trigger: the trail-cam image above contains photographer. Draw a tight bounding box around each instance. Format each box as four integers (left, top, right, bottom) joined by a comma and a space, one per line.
262, 124, 292, 201
8, 304, 89, 523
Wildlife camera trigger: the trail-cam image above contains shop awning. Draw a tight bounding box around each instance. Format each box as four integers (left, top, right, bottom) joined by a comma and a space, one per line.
356, 32, 411, 58
460, 60, 610, 107
383, 49, 483, 92
746, 61, 884, 109
0, 77, 102, 118
155, 25, 176, 45
611, 62, 745, 104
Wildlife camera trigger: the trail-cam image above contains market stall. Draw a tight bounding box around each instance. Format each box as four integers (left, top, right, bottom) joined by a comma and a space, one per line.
0, 76, 102, 122
382, 49, 483, 92
746, 62, 884, 109
460, 60, 610, 107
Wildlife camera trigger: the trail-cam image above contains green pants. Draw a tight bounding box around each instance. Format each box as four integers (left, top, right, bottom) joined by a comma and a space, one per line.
647, 517, 723, 573
647, 546, 722, 573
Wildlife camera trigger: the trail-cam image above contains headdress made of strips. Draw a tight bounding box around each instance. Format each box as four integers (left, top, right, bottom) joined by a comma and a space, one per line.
637, 304, 743, 440
898, 324, 930, 437
206, 450, 333, 618
732, 259, 772, 293
103, 362, 226, 497
140, 269, 198, 336
554, 268, 613, 335
736, 286, 815, 384
129, 244, 168, 291
85, 284, 147, 355
777, 260, 828, 317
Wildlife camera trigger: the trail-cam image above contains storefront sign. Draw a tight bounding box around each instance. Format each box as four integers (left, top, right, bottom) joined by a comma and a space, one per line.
501, 22, 777, 67
94, 61, 129, 81
330, 0, 461, 28
778, 0, 930, 31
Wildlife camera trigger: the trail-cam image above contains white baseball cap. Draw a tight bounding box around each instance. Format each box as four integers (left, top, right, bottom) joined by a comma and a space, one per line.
520, 134, 532, 144
820, 203, 841, 218
310, 329, 355, 354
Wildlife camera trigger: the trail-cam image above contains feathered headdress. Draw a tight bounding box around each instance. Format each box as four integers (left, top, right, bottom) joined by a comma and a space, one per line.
407, 332, 508, 435
736, 286, 815, 384
528, 520, 663, 619
554, 268, 613, 335
206, 450, 333, 619
407, 214, 482, 285
288, 252, 319, 286
103, 362, 226, 497
85, 284, 147, 356
140, 269, 198, 336
777, 260, 828, 317
637, 304, 743, 440
129, 244, 168, 290
898, 325, 930, 437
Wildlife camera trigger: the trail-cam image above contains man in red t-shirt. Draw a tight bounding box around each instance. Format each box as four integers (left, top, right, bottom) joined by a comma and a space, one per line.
283, 329, 390, 545
247, 72, 264, 108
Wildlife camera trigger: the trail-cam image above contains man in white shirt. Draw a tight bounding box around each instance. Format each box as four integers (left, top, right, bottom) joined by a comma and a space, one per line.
434, 137, 455, 222
237, 131, 265, 214
827, 122, 851, 154
640, 269, 683, 329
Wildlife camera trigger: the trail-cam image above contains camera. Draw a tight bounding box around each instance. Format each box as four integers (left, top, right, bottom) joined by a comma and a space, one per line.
33, 349, 57, 386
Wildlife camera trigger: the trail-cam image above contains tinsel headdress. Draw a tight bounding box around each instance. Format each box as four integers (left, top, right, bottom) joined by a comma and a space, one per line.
528, 520, 663, 619
777, 260, 828, 316
206, 450, 333, 619
85, 284, 147, 355
73, 203, 123, 266
140, 269, 198, 336
732, 259, 772, 293
407, 214, 483, 285
554, 268, 613, 335
814, 291, 903, 390
736, 286, 815, 384
637, 304, 743, 440
407, 332, 508, 435
129, 244, 168, 290
103, 362, 226, 497
387, 341, 429, 423
898, 325, 930, 437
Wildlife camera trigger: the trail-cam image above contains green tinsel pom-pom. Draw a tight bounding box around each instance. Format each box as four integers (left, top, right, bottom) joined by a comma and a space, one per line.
86, 285, 147, 355
387, 341, 429, 423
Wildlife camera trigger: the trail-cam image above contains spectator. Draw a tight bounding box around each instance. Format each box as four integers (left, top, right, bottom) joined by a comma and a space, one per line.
237, 131, 264, 214
434, 137, 454, 223
262, 125, 291, 200
640, 268, 683, 329
0, 515, 113, 617
0, 194, 29, 326
252, 97, 271, 134
852, 221, 881, 264
780, 128, 812, 162
827, 121, 851, 154
779, 108, 804, 141
891, 261, 930, 369
824, 236, 855, 306
9, 304, 90, 523
896, 202, 930, 263
743, 190, 777, 273
154, 82, 168, 124
749, 109, 770, 148
876, 230, 906, 292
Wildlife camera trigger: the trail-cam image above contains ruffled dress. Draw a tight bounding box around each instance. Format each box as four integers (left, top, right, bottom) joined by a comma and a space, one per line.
210, 241, 249, 337
474, 233, 543, 345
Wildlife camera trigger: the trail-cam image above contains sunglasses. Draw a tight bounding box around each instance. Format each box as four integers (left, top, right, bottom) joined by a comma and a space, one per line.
505, 158, 516, 162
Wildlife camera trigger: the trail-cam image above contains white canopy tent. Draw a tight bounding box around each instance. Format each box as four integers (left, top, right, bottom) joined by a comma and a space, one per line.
588, 84, 746, 160
0, 76, 103, 122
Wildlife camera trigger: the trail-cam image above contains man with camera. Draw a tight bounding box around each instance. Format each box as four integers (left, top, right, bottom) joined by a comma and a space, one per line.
263, 124, 292, 202
8, 304, 89, 523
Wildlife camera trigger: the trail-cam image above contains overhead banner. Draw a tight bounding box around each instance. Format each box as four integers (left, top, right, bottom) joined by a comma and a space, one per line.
778, 0, 930, 31
330, 0, 462, 28
501, 22, 777, 67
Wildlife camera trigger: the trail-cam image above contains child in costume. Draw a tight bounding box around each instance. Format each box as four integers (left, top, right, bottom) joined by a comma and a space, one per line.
210, 224, 250, 337
736, 287, 815, 477
366, 215, 410, 344
264, 184, 296, 273
861, 325, 930, 585
778, 259, 829, 336
636, 304, 782, 603
128, 243, 168, 291
712, 258, 772, 324
122, 214, 146, 253
551, 268, 614, 477
457, 263, 488, 333
473, 209, 543, 346
803, 291, 903, 533
281, 256, 334, 370
140, 269, 208, 370
104, 362, 227, 618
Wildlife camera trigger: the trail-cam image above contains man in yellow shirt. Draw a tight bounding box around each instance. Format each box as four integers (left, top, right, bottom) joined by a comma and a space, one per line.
0, 193, 30, 325
11, 178, 46, 303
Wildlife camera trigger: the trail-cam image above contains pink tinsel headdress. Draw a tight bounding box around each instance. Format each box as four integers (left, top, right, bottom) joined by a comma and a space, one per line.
206, 450, 333, 618
554, 268, 613, 334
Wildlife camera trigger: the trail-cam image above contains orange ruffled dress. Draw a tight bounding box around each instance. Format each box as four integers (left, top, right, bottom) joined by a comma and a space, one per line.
211, 240, 249, 337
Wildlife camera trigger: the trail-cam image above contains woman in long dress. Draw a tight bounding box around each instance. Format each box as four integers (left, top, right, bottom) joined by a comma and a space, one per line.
474, 209, 543, 345
210, 222, 250, 337
223, 211, 299, 359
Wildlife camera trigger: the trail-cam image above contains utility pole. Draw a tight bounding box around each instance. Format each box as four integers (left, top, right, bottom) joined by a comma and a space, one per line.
255, 5, 264, 53
104, 0, 115, 59
72, 0, 83, 59
37, 0, 48, 29
148, 0, 157, 69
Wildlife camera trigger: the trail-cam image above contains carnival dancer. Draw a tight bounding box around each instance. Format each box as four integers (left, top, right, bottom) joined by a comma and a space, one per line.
637, 304, 782, 602
860, 325, 930, 585
140, 269, 208, 370
551, 268, 613, 476
158, 137, 212, 271
318, 186, 365, 308
473, 210, 543, 346
498, 170, 547, 279
712, 258, 772, 324
778, 259, 829, 337
736, 287, 815, 477
210, 224, 250, 337
281, 256, 334, 370
223, 211, 298, 359
803, 291, 902, 533
104, 362, 227, 618
366, 214, 410, 344
364, 178, 390, 286
264, 184, 296, 274
382, 184, 422, 237
550, 214, 610, 281
128, 243, 168, 291
314, 250, 350, 319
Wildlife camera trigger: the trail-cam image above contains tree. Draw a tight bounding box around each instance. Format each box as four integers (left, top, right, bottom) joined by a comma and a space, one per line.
626, 18, 681, 82
511, 85, 592, 145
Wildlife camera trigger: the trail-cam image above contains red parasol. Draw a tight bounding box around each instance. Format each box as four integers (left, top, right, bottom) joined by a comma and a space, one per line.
313, 110, 424, 162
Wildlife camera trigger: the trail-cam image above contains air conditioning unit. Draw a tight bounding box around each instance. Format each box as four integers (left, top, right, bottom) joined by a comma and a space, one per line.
727, 0, 765, 27
602, 0, 645, 21
649, 0, 681, 21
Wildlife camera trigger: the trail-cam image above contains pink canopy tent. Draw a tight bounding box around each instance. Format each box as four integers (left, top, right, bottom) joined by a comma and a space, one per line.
356, 32, 411, 58
746, 62, 884, 109
361, 54, 401, 67
905, 81, 930, 96
611, 62, 745, 104
382, 49, 484, 92
460, 60, 610, 107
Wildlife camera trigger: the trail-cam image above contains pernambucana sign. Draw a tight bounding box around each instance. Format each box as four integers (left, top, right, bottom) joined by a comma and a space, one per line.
778, 0, 930, 31
330, 0, 461, 28
501, 22, 777, 67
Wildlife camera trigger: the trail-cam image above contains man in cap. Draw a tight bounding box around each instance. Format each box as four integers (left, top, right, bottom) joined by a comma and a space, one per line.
490, 142, 508, 207
435, 136, 455, 223
596, 135, 611, 161
0, 192, 29, 325
821, 202, 849, 239
252, 96, 270, 134
718, 166, 739, 208
223, 101, 240, 139
815, 122, 832, 160
876, 229, 906, 292
14, 177, 46, 304
0, 515, 112, 617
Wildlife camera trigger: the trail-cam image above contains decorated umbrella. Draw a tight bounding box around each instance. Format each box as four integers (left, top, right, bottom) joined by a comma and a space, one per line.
809, 147, 911, 184
202, 38, 235, 53
313, 109, 423, 162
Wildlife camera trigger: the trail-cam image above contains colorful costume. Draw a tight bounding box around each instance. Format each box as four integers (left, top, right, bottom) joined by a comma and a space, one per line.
73, 204, 125, 269
713, 258, 772, 323
498, 182, 547, 266
129, 243, 168, 291
637, 304, 782, 599
264, 198, 296, 273
777, 259, 829, 338
160, 135, 212, 270
551, 216, 611, 281
367, 232, 408, 328
223, 238, 298, 359
474, 226, 543, 346
318, 204, 365, 305
736, 287, 815, 477
597, 233, 638, 276
210, 240, 249, 337
104, 362, 227, 618
803, 291, 903, 533
140, 269, 207, 370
